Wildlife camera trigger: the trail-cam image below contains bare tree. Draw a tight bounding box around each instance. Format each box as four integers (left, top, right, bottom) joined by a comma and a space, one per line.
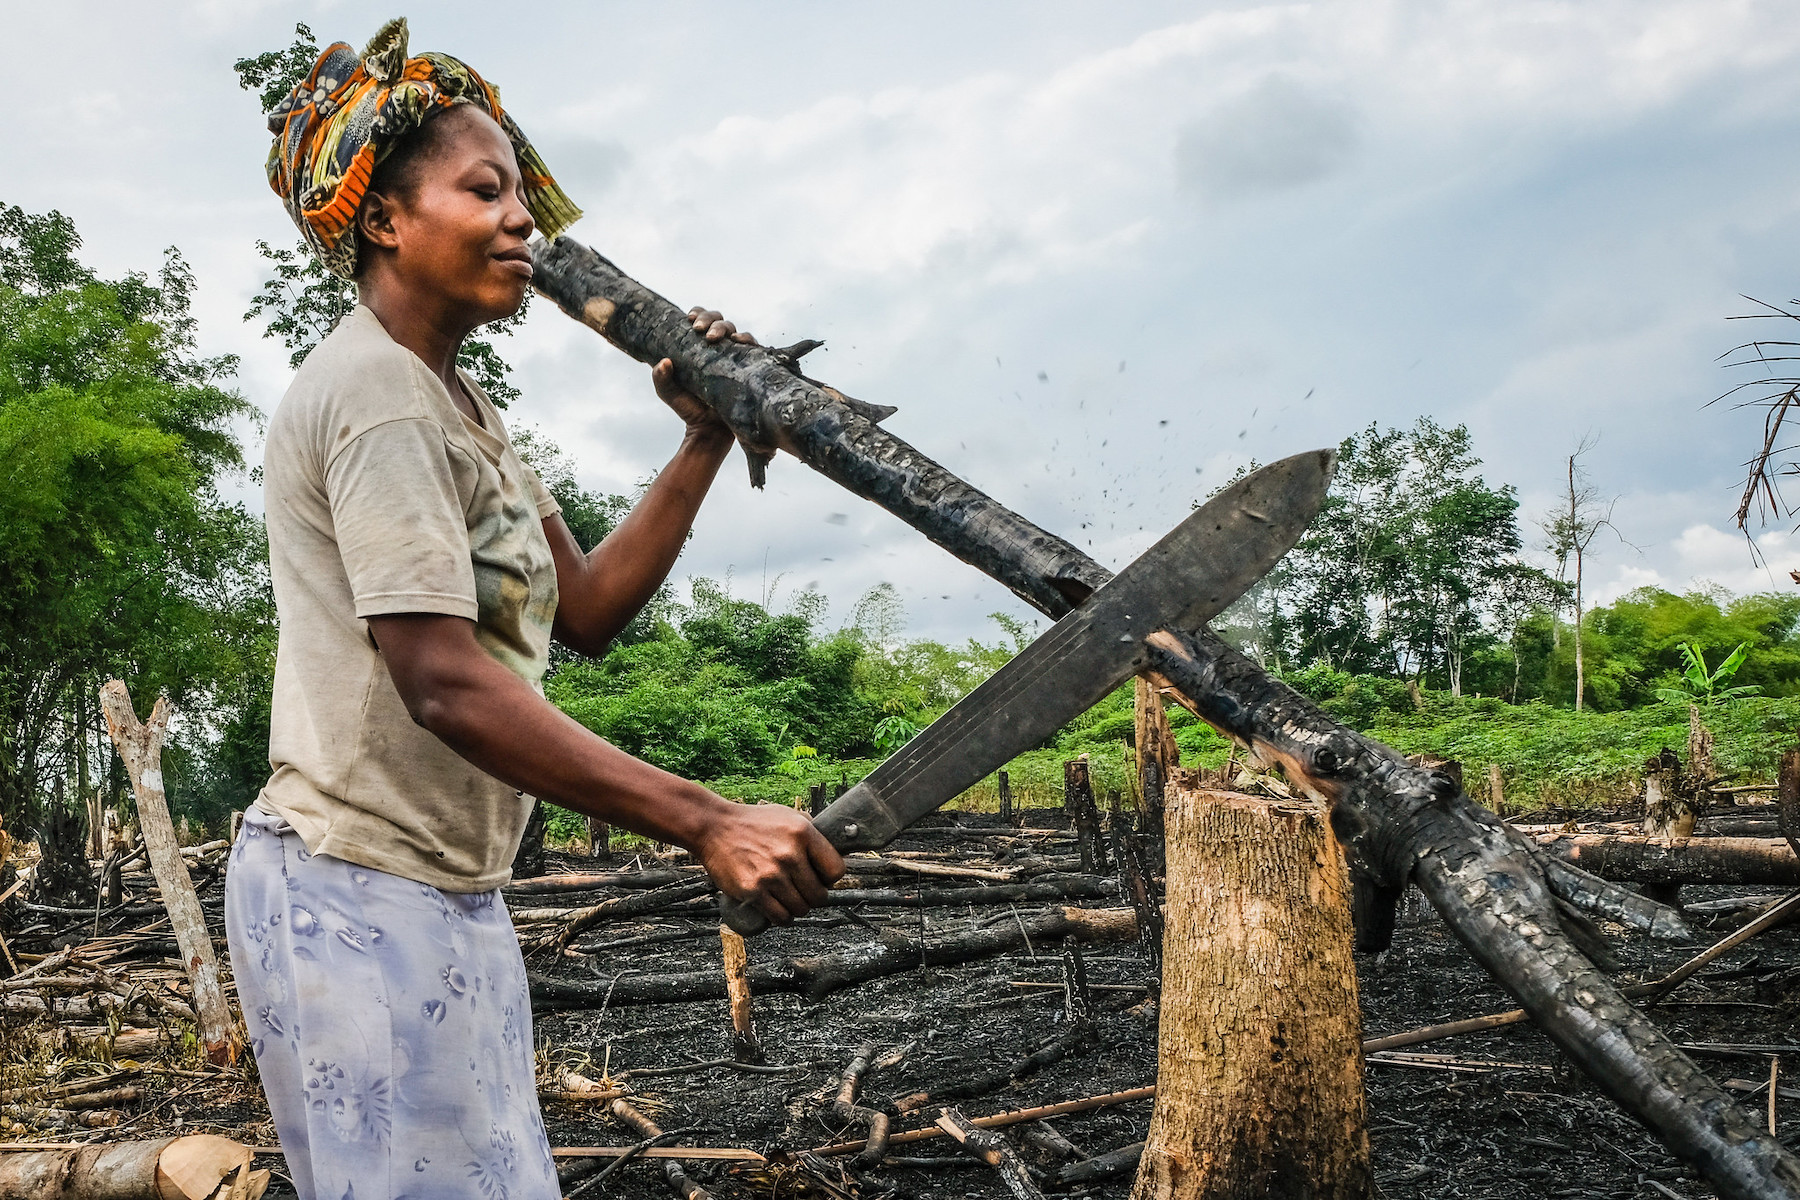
1541, 436, 1627, 711
1713, 297, 1800, 578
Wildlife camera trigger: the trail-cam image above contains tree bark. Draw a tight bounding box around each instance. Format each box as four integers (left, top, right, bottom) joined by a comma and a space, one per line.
532, 235, 1800, 1199
1534, 834, 1800, 887
97, 682, 240, 1067
510, 798, 547, 880
1132, 780, 1370, 1200
0, 1133, 266, 1200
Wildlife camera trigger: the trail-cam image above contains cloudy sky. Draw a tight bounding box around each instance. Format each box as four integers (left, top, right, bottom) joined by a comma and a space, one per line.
9, 1, 1800, 643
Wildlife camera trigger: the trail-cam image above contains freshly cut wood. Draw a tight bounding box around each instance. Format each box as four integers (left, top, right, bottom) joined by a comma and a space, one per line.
531, 906, 1138, 1007
719, 924, 761, 1063
1533, 833, 1800, 886
97, 682, 240, 1067
0, 1133, 267, 1200
1133, 781, 1370, 1200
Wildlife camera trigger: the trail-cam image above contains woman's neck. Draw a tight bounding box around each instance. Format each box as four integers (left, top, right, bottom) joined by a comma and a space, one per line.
357, 280, 479, 418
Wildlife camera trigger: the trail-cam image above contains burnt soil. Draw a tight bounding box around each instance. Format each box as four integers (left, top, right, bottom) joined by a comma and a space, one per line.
8, 808, 1798, 1200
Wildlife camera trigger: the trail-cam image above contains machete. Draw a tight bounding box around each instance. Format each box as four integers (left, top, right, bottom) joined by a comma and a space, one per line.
721, 448, 1335, 935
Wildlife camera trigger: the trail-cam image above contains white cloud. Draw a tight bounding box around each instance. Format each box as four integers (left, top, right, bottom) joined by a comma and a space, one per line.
11, 0, 1800, 643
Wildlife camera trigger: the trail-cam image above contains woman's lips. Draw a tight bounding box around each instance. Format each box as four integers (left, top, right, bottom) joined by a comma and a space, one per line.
495, 256, 534, 280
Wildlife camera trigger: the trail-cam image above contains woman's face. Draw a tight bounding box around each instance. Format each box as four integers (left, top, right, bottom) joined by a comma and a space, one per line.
360, 105, 536, 325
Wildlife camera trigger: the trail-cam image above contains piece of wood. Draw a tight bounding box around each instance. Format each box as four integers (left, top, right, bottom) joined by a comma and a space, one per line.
97, 682, 239, 1067
1062, 1141, 1146, 1185
1064, 757, 1106, 873
1488, 763, 1505, 813
719, 923, 762, 1063
1134, 678, 1179, 784
606, 1098, 712, 1200
586, 815, 612, 861
531, 906, 1139, 1008
1533, 833, 1800, 886
0, 1133, 263, 1200
811, 1085, 1157, 1157
998, 769, 1014, 826
1363, 891, 1800, 1052
1132, 781, 1371, 1200
936, 1107, 1046, 1200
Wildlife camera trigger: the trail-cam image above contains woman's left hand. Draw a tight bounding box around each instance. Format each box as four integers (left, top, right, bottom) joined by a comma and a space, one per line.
651, 307, 757, 443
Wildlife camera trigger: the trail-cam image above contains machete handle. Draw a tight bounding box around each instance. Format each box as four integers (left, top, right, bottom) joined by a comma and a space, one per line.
720, 893, 771, 936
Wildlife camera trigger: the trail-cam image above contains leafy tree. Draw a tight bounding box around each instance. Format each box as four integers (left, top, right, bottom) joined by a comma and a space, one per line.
1653, 642, 1761, 707
1243, 419, 1561, 693
234, 24, 529, 403
0, 203, 261, 840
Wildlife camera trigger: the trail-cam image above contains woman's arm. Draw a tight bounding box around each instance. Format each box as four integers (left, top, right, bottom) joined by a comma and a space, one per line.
549, 309, 751, 657
367, 611, 842, 923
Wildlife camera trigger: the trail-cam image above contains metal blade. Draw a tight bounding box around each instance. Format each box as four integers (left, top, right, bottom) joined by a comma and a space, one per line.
813, 446, 1333, 851
720, 448, 1333, 934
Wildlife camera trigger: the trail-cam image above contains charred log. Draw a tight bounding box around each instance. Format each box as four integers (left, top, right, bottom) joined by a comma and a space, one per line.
1534, 834, 1800, 887
529, 906, 1138, 1008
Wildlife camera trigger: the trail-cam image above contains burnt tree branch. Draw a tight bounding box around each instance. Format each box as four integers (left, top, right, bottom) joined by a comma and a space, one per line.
532, 236, 1800, 1200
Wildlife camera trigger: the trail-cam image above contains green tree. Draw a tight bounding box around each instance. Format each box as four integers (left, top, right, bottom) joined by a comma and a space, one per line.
1271, 419, 1560, 692
0, 203, 261, 840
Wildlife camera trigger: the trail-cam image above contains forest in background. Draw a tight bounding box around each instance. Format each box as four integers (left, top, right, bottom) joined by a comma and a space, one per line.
8, 187, 1800, 860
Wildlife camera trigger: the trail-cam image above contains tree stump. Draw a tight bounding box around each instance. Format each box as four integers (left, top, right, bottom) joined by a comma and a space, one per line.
1132, 775, 1371, 1200
510, 798, 547, 880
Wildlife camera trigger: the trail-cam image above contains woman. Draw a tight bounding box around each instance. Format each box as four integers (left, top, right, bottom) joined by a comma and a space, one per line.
227, 19, 842, 1200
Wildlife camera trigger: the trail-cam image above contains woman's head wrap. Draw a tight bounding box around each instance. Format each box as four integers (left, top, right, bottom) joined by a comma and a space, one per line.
264, 17, 582, 280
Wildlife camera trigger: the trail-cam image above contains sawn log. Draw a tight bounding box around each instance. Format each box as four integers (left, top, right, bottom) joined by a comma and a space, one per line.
532, 235, 1800, 1199
1534, 834, 1800, 887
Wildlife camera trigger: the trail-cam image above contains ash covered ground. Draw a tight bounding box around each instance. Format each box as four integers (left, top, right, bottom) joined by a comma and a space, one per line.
9, 810, 1797, 1200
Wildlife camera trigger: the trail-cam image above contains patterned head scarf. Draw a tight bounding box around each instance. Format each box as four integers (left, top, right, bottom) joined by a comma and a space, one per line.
264, 17, 582, 280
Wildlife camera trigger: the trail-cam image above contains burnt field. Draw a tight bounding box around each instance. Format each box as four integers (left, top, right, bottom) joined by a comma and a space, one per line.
3, 807, 1796, 1200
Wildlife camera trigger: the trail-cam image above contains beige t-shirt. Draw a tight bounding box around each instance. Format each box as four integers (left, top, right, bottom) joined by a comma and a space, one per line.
258, 304, 561, 892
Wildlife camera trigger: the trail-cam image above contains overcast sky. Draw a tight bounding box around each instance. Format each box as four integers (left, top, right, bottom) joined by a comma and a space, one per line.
8, 1, 1800, 644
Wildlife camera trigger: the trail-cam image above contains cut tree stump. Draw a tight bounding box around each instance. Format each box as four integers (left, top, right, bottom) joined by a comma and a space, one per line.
1132, 776, 1371, 1200
0, 1133, 267, 1200
719, 923, 762, 1063
98, 682, 241, 1067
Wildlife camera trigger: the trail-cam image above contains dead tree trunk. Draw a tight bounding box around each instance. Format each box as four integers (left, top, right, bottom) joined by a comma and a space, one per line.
97, 683, 240, 1067
532, 235, 1800, 1198
1132, 779, 1370, 1200
510, 798, 547, 880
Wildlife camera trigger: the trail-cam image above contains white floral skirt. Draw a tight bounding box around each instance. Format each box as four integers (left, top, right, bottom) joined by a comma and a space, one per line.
224, 807, 558, 1200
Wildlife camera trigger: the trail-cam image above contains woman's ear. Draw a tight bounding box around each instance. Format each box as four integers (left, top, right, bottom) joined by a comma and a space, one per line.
357, 190, 403, 255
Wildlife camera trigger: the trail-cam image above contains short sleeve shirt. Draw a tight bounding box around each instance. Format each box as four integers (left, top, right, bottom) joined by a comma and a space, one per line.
258, 304, 560, 891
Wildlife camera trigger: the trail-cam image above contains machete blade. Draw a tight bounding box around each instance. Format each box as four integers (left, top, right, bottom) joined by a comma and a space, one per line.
722, 447, 1334, 933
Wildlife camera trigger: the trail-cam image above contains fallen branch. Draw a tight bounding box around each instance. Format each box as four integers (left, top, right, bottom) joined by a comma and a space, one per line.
811, 1085, 1157, 1157
530, 906, 1138, 1007
1533, 834, 1800, 886
1363, 892, 1800, 1052
97, 682, 240, 1067
935, 1107, 1046, 1200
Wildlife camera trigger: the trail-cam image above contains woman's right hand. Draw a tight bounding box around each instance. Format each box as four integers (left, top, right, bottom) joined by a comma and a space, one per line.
694, 801, 845, 925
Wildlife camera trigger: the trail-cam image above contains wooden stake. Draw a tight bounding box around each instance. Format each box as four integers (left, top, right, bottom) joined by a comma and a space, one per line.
997, 769, 1014, 827
1132, 778, 1371, 1200
1488, 763, 1505, 814
719, 923, 762, 1063
97, 682, 239, 1067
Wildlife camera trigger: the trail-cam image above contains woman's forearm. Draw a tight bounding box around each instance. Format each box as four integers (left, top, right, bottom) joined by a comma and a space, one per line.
551, 427, 733, 654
